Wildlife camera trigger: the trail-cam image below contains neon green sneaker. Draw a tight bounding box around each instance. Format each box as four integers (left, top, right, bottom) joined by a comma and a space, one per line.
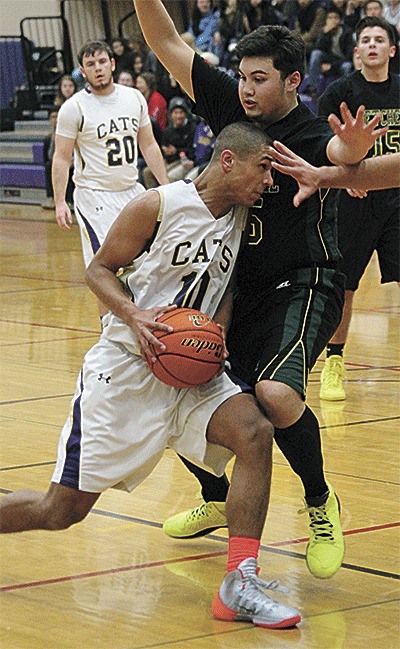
163, 501, 227, 538
299, 484, 345, 579
320, 355, 346, 401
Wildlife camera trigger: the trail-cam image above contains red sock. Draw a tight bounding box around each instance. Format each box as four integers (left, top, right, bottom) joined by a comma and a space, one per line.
227, 536, 260, 572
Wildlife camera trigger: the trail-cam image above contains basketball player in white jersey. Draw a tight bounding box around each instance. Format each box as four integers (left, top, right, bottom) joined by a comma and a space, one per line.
0, 122, 302, 630
52, 40, 169, 316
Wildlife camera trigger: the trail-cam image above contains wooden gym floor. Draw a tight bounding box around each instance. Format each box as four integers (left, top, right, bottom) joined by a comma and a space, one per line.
0, 204, 399, 649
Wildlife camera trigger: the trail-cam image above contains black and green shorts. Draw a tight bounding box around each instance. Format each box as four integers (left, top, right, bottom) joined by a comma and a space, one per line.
227, 267, 345, 398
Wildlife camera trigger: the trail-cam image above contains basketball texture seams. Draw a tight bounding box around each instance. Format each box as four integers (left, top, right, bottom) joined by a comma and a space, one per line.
150, 308, 224, 389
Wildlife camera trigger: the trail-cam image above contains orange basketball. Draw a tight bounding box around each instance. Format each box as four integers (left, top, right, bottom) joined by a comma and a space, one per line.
151, 308, 224, 389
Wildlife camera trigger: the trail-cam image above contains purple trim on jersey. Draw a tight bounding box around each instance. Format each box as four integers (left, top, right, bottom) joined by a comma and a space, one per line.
59, 371, 84, 490
183, 178, 192, 184
225, 367, 253, 394
75, 205, 101, 255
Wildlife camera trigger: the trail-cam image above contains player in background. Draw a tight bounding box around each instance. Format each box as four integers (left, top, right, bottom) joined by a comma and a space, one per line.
0, 122, 303, 630
132, 0, 384, 581
318, 17, 400, 401
268, 104, 398, 201
52, 40, 169, 317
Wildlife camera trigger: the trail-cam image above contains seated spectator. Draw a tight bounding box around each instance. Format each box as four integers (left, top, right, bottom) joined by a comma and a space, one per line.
132, 52, 144, 77
41, 106, 74, 210
54, 74, 78, 106
342, 0, 364, 30
292, 0, 327, 55
185, 118, 216, 181
136, 72, 168, 131
116, 69, 136, 88
142, 98, 196, 188
307, 7, 353, 101
110, 37, 136, 78
214, 0, 247, 67
383, 0, 400, 31
188, 0, 221, 61
243, 0, 283, 33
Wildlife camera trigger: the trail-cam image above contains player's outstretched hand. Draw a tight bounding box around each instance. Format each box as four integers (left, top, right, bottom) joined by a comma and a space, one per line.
269, 141, 320, 206
55, 200, 73, 230
132, 304, 177, 367
328, 102, 388, 153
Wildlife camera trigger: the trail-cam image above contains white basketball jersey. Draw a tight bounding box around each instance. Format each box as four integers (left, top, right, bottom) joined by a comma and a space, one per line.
104, 179, 248, 354
56, 84, 150, 191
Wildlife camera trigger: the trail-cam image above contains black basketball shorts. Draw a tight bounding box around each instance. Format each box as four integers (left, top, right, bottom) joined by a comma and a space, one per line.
337, 189, 400, 291
227, 267, 346, 398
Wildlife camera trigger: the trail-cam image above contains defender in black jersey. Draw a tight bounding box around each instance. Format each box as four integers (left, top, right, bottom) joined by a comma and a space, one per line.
318, 17, 400, 402
133, 0, 382, 583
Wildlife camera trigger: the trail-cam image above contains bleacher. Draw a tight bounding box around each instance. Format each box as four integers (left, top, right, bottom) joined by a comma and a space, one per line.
0, 1, 146, 207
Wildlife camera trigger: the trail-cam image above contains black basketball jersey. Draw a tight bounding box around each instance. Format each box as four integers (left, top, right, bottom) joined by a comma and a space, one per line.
318, 70, 400, 219
318, 70, 400, 160
191, 54, 341, 294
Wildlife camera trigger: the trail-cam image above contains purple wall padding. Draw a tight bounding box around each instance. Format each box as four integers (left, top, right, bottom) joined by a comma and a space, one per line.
0, 164, 45, 187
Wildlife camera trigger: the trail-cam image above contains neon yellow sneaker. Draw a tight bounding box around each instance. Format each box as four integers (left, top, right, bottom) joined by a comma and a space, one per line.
320, 355, 346, 401
299, 483, 345, 579
163, 501, 227, 538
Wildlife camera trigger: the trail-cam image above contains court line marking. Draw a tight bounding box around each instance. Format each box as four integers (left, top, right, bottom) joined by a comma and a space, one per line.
1, 335, 97, 349
1, 272, 85, 285
0, 318, 98, 334
1, 518, 399, 592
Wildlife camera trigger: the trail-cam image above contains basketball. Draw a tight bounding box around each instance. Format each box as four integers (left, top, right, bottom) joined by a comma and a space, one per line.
150, 308, 224, 389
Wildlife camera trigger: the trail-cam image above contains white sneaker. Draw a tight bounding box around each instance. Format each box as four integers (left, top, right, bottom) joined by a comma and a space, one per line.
212, 558, 301, 629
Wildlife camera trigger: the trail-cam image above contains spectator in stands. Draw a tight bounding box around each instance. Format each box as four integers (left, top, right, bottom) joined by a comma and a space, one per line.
42, 106, 74, 211
132, 52, 144, 77
188, 0, 221, 61
342, 0, 364, 30
185, 117, 216, 180
116, 69, 136, 87
243, 0, 283, 33
292, 0, 327, 55
306, 7, 353, 101
142, 97, 196, 188
54, 74, 77, 106
110, 37, 136, 79
213, 0, 247, 67
136, 72, 168, 130
383, 0, 400, 30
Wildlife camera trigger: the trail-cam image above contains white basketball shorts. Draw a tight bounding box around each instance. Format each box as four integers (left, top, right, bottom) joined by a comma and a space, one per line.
52, 338, 245, 493
74, 184, 145, 267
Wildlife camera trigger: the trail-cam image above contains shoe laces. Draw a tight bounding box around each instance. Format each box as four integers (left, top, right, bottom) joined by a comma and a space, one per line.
237, 560, 289, 613
324, 358, 345, 386
298, 502, 335, 542
186, 502, 213, 522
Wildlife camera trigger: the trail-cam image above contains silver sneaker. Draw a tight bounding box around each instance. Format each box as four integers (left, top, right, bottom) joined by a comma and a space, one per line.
212, 558, 301, 628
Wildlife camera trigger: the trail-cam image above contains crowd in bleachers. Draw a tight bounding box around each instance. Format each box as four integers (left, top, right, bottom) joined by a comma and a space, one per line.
41, 0, 399, 201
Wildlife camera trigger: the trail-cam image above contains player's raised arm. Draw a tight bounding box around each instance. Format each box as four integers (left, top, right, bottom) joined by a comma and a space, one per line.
133, 0, 195, 100
270, 141, 400, 205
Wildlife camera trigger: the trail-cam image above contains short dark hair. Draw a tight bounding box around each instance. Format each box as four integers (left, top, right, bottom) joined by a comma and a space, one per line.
138, 71, 157, 94
327, 6, 343, 18
235, 25, 306, 81
211, 121, 273, 161
355, 16, 395, 45
77, 40, 114, 65
364, 0, 383, 9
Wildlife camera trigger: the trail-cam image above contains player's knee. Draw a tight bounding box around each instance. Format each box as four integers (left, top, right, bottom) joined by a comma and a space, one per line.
231, 413, 274, 459
42, 491, 92, 530
256, 380, 302, 428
